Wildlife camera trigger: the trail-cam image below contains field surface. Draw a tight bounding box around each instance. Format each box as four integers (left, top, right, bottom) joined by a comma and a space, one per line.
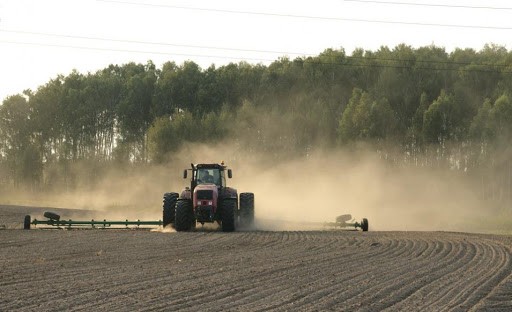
1, 205, 512, 311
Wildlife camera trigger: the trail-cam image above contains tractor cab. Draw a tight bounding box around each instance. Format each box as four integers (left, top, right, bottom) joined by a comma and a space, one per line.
196, 167, 223, 186
184, 163, 232, 192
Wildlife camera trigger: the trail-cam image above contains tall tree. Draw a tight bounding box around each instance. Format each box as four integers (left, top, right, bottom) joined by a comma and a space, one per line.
116, 61, 157, 161
423, 90, 465, 143
0, 94, 41, 186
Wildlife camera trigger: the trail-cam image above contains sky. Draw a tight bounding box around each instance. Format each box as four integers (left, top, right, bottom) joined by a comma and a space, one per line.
1, 0, 511, 101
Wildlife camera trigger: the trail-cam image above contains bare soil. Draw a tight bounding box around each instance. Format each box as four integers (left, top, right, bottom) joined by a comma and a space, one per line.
1, 205, 512, 311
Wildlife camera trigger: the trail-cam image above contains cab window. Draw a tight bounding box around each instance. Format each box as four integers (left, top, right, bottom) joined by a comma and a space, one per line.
197, 168, 223, 187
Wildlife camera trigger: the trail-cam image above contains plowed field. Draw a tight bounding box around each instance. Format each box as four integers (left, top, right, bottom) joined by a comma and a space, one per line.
1, 205, 512, 311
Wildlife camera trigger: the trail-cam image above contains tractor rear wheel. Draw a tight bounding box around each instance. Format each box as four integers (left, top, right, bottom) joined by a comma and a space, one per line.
361, 218, 369, 232
221, 199, 236, 232
239, 192, 255, 227
175, 200, 193, 231
162, 192, 179, 227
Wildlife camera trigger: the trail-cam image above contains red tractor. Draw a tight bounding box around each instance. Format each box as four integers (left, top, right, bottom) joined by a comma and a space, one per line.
162, 162, 254, 232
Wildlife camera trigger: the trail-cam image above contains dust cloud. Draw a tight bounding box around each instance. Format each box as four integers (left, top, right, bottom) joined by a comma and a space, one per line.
231, 148, 497, 232
4, 143, 508, 233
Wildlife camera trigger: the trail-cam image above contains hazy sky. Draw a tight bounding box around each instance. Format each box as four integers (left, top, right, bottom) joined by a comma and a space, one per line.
1, 0, 511, 101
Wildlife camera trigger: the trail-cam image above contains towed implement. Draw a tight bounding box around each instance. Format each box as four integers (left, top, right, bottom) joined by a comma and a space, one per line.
324, 214, 369, 231
24, 211, 162, 230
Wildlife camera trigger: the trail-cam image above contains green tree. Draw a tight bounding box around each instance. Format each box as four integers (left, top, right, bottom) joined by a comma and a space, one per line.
116, 61, 157, 161
369, 97, 397, 139
338, 88, 364, 142
29, 77, 64, 163
423, 90, 466, 143
152, 61, 179, 118
166, 61, 203, 114
470, 98, 494, 142
0, 94, 42, 186
148, 110, 224, 163
338, 88, 396, 142
411, 92, 430, 137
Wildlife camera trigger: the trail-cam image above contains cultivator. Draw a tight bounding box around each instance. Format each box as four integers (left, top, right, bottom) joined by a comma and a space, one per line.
324, 214, 369, 231
23, 212, 369, 232
23, 211, 162, 230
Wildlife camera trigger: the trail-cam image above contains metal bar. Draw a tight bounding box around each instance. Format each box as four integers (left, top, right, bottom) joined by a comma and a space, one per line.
324, 222, 359, 227
324, 222, 361, 230
32, 219, 163, 227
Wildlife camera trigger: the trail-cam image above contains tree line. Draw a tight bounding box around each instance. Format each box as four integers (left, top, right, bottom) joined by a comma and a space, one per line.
1, 43, 511, 200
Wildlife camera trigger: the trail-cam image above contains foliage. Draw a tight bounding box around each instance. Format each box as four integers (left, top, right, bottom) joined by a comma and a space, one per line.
338, 89, 397, 142
1, 44, 512, 194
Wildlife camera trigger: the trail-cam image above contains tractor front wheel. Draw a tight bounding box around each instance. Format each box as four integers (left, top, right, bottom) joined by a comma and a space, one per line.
175, 200, 193, 231
221, 199, 236, 232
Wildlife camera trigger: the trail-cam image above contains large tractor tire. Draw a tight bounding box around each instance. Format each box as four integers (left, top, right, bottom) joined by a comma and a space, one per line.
175, 199, 194, 231
162, 192, 179, 227
221, 199, 236, 232
239, 192, 255, 227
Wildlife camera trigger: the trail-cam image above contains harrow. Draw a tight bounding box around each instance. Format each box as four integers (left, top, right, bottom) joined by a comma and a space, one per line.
324, 214, 369, 231
24, 211, 162, 230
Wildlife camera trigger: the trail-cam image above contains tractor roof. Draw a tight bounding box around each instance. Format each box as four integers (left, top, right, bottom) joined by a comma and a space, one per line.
193, 163, 227, 170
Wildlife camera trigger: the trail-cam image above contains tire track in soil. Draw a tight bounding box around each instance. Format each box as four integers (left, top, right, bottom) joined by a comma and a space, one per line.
89, 235, 376, 308
349, 236, 508, 311
135, 234, 420, 307
345, 239, 477, 310
258, 234, 510, 308
163, 242, 348, 309
357, 240, 474, 311
0, 234, 462, 310
386, 239, 509, 311
296, 238, 436, 310
206, 234, 414, 308
359, 240, 469, 305
425, 241, 494, 309
46, 233, 312, 308
1, 228, 512, 311
457, 245, 511, 310
72, 233, 314, 309
272, 238, 433, 310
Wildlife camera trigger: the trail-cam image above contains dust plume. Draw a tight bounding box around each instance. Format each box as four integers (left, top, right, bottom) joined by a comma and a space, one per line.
3, 142, 509, 233
231, 148, 499, 232
1, 163, 187, 222
163, 143, 507, 232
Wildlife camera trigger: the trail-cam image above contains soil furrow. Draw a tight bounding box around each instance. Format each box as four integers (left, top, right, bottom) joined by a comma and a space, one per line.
338, 241, 457, 309
272, 239, 431, 310
312, 238, 462, 310
455, 243, 512, 311
1, 218, 512, 312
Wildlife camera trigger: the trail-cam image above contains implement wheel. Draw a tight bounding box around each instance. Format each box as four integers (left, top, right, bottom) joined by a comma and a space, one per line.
24, 215, 31, 230
361, 218, 369, 232
162, 192, 179, 227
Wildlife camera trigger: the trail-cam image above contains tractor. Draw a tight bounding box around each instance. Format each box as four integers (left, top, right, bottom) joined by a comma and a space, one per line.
162, 162, 254, 232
